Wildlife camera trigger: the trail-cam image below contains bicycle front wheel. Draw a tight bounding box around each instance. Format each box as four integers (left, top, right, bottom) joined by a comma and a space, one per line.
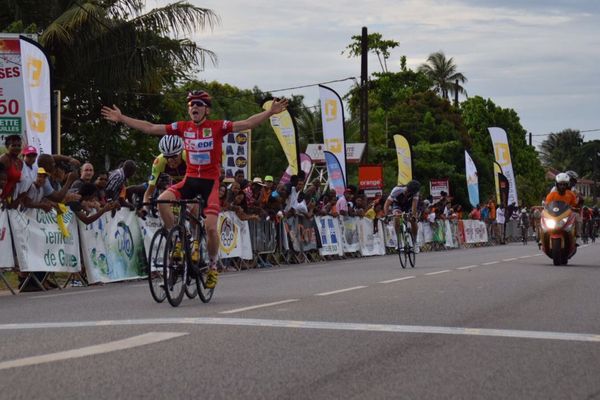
148, 228, 167, 303
397, 230, 407, 269
404, 231, 416, 268
163, 226, 187, 307
194, 232, 214, 303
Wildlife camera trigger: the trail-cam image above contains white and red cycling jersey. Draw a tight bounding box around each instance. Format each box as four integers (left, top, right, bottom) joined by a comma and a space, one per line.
165, 119, 234, 180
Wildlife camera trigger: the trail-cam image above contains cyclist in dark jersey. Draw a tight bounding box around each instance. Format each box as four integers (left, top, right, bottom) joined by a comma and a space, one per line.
383, 180, 421, 239
102, 90, 288, 288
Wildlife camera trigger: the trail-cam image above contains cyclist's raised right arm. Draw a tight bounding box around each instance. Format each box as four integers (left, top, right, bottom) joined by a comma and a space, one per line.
101, 105, 167, 136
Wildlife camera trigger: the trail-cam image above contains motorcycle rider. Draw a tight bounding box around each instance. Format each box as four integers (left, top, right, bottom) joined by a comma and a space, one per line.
546, 173, 578, 208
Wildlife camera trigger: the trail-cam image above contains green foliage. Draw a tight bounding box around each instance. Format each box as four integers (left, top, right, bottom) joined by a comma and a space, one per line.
342, 32, 400, 73
461, 96, 546, 206
538, 129, 584, 170
418, 51, 467, 101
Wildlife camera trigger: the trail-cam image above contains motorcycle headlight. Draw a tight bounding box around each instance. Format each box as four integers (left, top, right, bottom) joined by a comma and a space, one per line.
544, 218, 556, 229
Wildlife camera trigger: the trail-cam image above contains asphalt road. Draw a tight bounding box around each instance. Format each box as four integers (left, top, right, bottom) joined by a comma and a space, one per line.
1, 242, 600, 399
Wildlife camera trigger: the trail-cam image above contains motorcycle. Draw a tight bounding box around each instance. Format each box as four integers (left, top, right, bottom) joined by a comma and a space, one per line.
539, 201, 577, 265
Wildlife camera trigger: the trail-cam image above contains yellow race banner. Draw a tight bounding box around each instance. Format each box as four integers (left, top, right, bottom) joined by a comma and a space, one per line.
489, 127, 518, 206
263, 100, 299, 174
393, 134, 412, 185
493, 161, 502, 204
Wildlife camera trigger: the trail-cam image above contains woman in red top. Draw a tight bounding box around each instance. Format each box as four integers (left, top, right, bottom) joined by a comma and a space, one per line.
0, 135, 24, 203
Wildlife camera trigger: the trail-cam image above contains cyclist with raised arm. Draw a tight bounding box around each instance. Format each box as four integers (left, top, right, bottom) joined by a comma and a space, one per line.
102, 90, 288, 289
383, 179, 421, 241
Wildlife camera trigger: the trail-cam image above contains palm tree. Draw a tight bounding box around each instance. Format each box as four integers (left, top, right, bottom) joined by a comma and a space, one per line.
2, 0, 219, 94
418, 51, 467, 101
539, 129, 584, 170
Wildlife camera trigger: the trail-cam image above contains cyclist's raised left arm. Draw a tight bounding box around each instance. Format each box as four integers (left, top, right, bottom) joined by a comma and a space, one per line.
232, 98, 288, 132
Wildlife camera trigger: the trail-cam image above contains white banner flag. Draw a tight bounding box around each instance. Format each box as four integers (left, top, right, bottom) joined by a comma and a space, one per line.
0, 209, 15, 269
19, 36, 53, 154
9, 208, 80, 273
488, 127, 518, 206
315, 216, 344, 256
319, 84, 347, 186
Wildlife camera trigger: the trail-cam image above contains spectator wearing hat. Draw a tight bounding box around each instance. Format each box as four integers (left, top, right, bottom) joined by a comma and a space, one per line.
259, 175, 274, 207
245, 177, 264, 210
21, 168, 57, 212
14, 145, 38, 198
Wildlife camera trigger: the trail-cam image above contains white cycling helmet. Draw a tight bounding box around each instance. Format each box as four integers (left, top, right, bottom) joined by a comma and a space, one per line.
159, 135, 184, 157
555, 172, 570, 184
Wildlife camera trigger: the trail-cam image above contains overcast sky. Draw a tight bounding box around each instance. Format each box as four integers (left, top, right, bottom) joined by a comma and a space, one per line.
148, 0, 599, 147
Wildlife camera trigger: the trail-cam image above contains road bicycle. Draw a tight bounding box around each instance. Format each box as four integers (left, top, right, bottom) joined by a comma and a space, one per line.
390, 213, 416, 268
145, 197, 213, 307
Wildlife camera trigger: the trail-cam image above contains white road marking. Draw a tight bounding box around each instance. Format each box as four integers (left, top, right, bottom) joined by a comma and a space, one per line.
519, 255, 532, 259
219, 299, 299, 314
502, 258, 518, 262
533, 254, 544, 257
314, 286, 368, 296
379, 276, 415, 284
31, 289, 103, 299
482, 261, 500, 265
425, 270, 451, 276
456, 265, 479, 270
0, 332, 187, 370
1, 318, 599, 344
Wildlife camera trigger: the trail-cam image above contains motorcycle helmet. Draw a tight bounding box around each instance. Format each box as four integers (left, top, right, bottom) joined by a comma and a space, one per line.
555, 172, 570, 184
159, 135, 184, 157
187, 90, 212, 107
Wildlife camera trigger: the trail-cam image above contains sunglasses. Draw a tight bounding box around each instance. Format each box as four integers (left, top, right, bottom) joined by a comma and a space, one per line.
188, 100, 207, 107
165, 154, 179, 160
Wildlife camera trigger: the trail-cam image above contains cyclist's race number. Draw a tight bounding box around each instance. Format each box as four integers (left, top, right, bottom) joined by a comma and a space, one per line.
0, 99, 19, 115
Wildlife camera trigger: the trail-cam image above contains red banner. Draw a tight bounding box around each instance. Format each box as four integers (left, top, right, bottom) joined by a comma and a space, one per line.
359, 164, 383, 198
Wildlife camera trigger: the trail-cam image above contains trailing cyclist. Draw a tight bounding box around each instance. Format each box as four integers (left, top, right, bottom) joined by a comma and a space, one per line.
143, 135, 187, 208
102, 90, 288, 289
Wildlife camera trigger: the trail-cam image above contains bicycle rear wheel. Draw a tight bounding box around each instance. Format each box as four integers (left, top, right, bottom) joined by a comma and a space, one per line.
404, 231, 416, 268
194, 232, 214, 303
163, 226, 187, 307
148, 228, 167, 303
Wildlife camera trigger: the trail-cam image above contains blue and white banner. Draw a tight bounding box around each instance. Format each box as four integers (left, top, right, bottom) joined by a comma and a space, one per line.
465, 150, 479, 207
324, 150, 346, 197
315, 216, 344, 256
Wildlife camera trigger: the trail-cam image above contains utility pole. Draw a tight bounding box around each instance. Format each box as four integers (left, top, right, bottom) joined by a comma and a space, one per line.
529, 132, 532, 146
360, 26, 368, 163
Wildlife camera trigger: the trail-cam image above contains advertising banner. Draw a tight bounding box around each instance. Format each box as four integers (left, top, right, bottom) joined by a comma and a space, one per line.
279, 153, 312, 185
358, 219, 386, 256
263, 100, 299, 175
461, 220, 489, 243
0, 209, 15, 268
0, 35, 25, 152
340, 216, 360, 253
393, 134, 412, 185
324, 151, 346, 197
315, 216, 344, 256
9, 208, 80, 273
465, 150, 479, 207
319, 84, 347, 185
19, 36, 53, 154
430, 179, 450, 201
218, 211, 252, 260
489, 127, 518, 206
222, 130, 251, 182
383, 219, 398, 249
358, 164, 383, 198
79, 209, 146, 283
